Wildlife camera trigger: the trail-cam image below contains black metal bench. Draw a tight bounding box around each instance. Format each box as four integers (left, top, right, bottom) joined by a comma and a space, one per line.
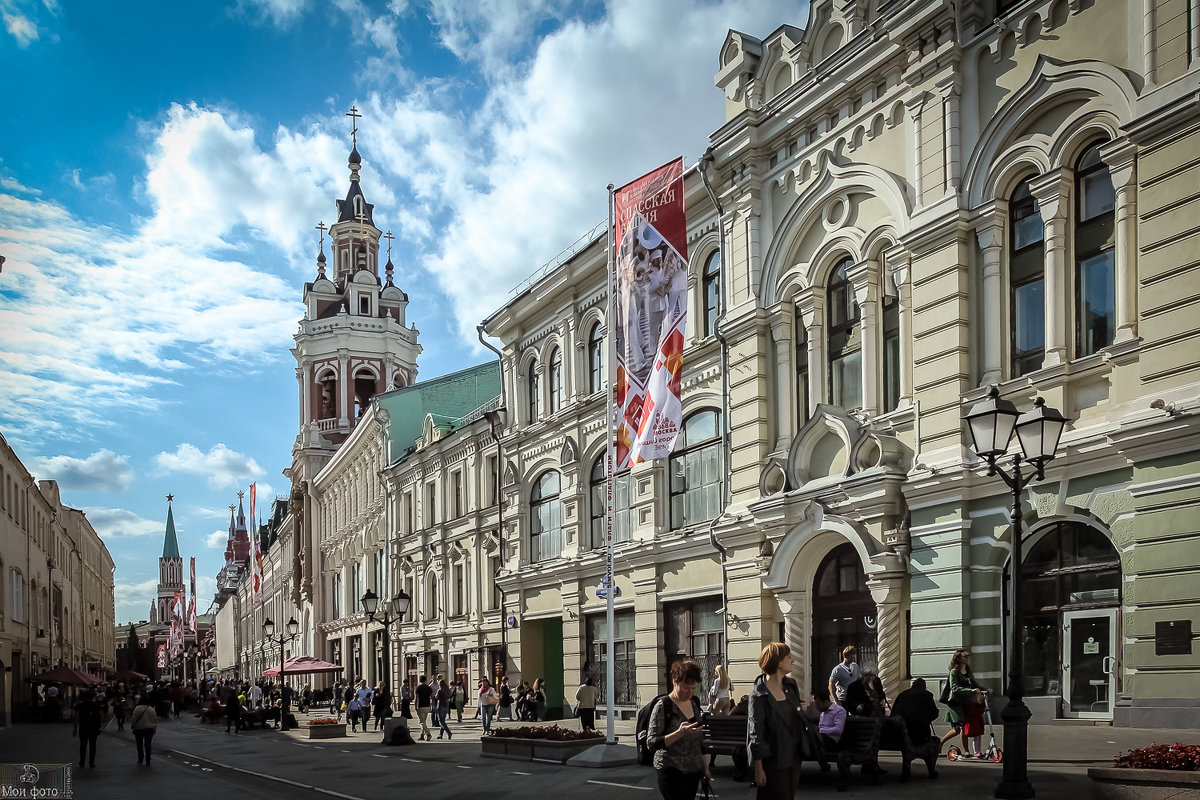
701, 713, 749, 781
823, 716, 883, 791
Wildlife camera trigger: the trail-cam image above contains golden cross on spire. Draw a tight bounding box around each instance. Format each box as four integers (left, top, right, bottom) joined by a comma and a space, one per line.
346, 105, 362, 147
237, 490, 245, 501
384, 230, 394, 259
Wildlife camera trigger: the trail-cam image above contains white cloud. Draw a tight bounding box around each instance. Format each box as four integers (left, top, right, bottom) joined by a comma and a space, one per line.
155, 443, 265, 489
83, 507, 162, 539
0, 175, 40, 194
205, 530, 227, 549
30, 449, 134, 491
240, 0, 309, 26
114, 577, 159, 623
2, 10, 37, 45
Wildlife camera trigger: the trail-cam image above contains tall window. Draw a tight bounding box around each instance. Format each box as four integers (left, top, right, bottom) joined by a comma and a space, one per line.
9, 567, 23, 622
588, 322, 604, 394
452, 561, 466, 617
702, 251, 721, 337
425, 482, 437, 526
1010, 177, 1045, 376
586, 611, 637, 706
548, 347, 563, 413
527, 361, 540, 422
451, 470, 464, 518
882, 294, 900, 412
331, 573, 342, 619
664, 597, 724, 693
669, 409, 723, 529
530, 471, 564, 562
372, 550, 386, 598
827, 258, 862, 408
589, 456, 633, 548
1075, 142, 1116, 358
351, 562, 363, 609
794, 307, 809, 425
426, 573, 438, 619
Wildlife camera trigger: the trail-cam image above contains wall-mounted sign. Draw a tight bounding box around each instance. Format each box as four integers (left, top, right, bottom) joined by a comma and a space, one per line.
1155, 620, 1192, 656
506, 615, 518, 629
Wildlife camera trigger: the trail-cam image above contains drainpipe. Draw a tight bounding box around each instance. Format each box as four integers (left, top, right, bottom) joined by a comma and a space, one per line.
699, 148, 734, 671
477, 325, 507, 679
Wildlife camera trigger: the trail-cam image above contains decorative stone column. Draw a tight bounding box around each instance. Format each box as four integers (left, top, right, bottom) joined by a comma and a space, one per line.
1101, 139, 1139, 343
866, 572, 907, 696
847, 259, 880, 416
337, 350, 350, 428
885, 245, 914, 406
1030, 170, 1071, 368
975, 213, 1006, 385
774, 590, 809, 689
770, 306, 796, 452
904, 93, 930, 207
937, 76, 962, 191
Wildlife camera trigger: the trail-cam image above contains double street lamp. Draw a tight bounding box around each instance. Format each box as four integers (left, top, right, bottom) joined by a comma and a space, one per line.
360, 589, 410, 694
263, 617, 299, 730
965, 386, 1069, 800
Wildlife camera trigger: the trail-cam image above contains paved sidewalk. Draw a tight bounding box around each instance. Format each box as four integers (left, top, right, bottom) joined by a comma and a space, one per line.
3, 710, 1197, 799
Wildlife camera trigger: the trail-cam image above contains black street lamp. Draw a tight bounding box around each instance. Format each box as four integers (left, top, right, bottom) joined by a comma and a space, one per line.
361, 588, 410, 696
263, 617, 299, 730
965, 386, 1068, 800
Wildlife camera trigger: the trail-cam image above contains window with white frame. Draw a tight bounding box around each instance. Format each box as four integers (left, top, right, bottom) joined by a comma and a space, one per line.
452, 560, 466, 617
1010, 177, 1046, 376
530, 471, 564, 562
331, 572, 342, 619
588, 321, 604, 394
426, 572, 439, 619
589, 456, 633, 548
827, 258, 862, 409
702, 251, 721, 337
669, 409, 723, 529
352, 562, 363, 610
8, 567, 21, 622
486, 553, 500, 610
528, 360, 541, 422
451, 470, 464, 518
794, 306, 809, 425
548, 347, 563, 413
425, 482, 438, 527
372, 550, 386, 598
1074, 141, 1116, 358
882, 294, 900, 412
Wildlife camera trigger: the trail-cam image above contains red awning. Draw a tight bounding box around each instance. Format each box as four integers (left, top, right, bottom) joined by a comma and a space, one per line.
29, 666, 105, 687
262, 656, 344, 677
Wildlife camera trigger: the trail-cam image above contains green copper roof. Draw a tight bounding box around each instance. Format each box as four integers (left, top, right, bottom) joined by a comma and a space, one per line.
162, 501, 181, 559
377, 361, 501, 465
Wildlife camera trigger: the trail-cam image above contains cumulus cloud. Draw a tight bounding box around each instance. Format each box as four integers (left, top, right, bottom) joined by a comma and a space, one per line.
114, 577, 159, 623
30, 449, 134, 491
239, 0, 309, 26
82, 507, 162, 539
155, 443, 265, 489
205, 529, 228, 549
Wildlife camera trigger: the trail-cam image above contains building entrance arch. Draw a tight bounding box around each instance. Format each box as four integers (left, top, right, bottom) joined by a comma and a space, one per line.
811, 543, 878, 689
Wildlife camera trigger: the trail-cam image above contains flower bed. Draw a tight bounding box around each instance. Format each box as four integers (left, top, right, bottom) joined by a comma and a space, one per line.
481, 726, 603, 763
1088, 742, 1200, 800
307, 718, 347, 739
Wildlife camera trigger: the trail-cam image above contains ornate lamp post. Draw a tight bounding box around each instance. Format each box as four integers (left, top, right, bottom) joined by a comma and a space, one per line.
360, 588, 410, 696
965, 386, 1068, 800
263, 617, 299, 730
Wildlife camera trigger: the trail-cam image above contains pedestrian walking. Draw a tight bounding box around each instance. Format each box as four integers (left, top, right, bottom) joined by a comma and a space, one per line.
436, 679, 453, 739
131, 695, 158, 765
373, 682, 391, 731
225, 689, 242, 734
479, 678, 499, 733
748, 642, 811, 800
828, 645, 860, 707
399, 681, 412, 718
414, 674, 434, 741
940, 649, 989, 757
453, 678, 466, 723
354, 679, 373, 731
575, 676, 597, 732
72, 690, 104, 769
498, 677, 513, 720
112, 691, 128, 732
646, 660, 709, 800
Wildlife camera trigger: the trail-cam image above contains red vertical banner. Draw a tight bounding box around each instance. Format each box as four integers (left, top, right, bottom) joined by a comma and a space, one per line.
170, 591, 183, 658
250, 483, 263, 600
613, 157, 688, 467
188, 557, 197, 633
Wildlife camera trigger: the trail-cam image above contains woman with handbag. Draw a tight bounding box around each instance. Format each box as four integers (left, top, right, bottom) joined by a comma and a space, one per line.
939, 649, 988, 756
708, 664, 733, 714
747, 642, 811, 800
646, 660, 710, 800
130, 695, 158, 765
478, 678, 500, 733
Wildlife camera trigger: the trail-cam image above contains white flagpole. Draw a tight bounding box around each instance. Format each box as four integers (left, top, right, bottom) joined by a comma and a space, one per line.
605, 183, 617, 746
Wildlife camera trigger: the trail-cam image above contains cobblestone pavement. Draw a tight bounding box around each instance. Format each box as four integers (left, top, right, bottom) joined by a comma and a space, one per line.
2, 709, 1196, 799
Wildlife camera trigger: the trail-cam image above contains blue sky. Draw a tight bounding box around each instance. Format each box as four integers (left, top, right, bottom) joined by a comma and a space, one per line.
0, 0, 799, 625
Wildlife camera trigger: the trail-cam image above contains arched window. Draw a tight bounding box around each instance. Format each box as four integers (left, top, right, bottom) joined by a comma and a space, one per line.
827, 258, 862, 409
702, 251, 721, 337
548, 347, 563, 414
794, 306, 809, 425
588, 321, 604, 395
530, 471, 564, 562
669, 410, 722, 529
1074, 142, 1116, 358
589, 456, 633, 548
527, 361, 540, 423
811, 544, 877, 688
1010, 177, 1045, 376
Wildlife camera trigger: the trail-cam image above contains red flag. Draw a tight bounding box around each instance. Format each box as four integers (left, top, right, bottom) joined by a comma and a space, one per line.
250, 483, 263, 599
188, 557, 198, 633
613, 157, 688, 467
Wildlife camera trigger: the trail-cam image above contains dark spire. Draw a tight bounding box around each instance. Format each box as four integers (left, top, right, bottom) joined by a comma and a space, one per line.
162, 495, 181, 559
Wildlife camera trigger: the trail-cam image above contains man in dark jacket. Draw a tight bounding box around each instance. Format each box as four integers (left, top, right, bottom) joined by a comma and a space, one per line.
890, 677, 940, 746
72, 690, 104, 768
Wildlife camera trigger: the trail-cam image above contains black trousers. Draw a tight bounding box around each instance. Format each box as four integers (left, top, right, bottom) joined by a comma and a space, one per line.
757, 765, 802, 800
78, 732, 98, 766
134, 729, 155, 763
656, 767, 703, 800
579, 708, 596, 730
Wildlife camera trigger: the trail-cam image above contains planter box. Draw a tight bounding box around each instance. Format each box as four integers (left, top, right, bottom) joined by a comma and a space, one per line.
480, 735, 603, 764
1088, 767, 1200, 800
307, 723, 348, 740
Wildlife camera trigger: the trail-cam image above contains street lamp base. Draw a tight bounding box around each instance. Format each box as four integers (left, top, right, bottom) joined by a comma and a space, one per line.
995, 697, 1035, 799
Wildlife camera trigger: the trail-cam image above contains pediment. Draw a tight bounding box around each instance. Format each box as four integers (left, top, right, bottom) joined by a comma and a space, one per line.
786, 405, 910, 489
